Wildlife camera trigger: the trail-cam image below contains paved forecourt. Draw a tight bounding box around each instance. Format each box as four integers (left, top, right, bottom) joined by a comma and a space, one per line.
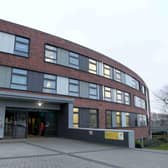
0, 138, 167, 168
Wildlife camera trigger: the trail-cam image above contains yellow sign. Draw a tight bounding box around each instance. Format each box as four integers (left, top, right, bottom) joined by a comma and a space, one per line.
104, 131, 124, 140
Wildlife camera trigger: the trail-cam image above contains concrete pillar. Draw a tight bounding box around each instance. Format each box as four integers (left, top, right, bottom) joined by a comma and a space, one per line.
0, 103, 5, 138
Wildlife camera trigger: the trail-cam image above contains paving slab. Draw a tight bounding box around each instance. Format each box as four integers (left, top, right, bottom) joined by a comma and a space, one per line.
0, 154, 111, 168
0, 142, 58, 159
26, 137, 117, 153
75, 147, 168, 168
0, 138, 167, 168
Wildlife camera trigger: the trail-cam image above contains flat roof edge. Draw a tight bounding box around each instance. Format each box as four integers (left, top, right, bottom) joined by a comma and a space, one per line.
0, 91, 74, 103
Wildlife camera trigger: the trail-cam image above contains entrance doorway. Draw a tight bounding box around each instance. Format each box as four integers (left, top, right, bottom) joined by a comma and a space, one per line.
4, 107, 58, 138
4, 110, 26, 138
28, 111, 57, 137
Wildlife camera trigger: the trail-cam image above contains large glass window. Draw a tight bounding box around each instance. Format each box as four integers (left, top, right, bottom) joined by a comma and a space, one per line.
124, 92, 130, 105
106, 111, 145, 128
125, 74, 139, 90
116, 90, 123, 103
89, 109, 98, 128
137, 114, 147, 127
104, 86, 112, 101
75, 108, 98, 128
116, 112, 121, 127
114, 69, 122, 82
45, 45, 57, 63
134, 96, 146, 109
89, 83, 98, 99
43, 74, 57, 93
103, 64, 111, 78
106, 111, 112, 128
69, 52, 79, 69
11, 68, 27, 90
89, 59, 97, 74
14, 36, 29, 57
125, 113, 130, 127
73, 107, 79, 128
69, 79, 79, 97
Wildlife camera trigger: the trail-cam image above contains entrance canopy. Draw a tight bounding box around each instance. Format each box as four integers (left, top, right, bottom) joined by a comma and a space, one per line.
0, 91, 74, 138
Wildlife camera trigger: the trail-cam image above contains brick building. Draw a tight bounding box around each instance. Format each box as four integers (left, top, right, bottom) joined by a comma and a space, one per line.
0, 19, 150, 143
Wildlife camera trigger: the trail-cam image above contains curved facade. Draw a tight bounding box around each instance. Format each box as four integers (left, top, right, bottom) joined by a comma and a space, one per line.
0, 19, 150, 141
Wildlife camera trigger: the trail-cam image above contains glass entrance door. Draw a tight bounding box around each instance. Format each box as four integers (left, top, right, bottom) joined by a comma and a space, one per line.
4, 111, 14, 138
5, 110, 26, 138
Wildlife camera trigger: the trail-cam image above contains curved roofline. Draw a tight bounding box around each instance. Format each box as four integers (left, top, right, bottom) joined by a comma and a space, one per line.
0, 18, 146, 86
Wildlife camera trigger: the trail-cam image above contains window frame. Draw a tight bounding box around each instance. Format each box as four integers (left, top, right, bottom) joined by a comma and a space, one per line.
103, 64, 111, 79
89, 83, 98, 99
43, 74, 57, 94
14, 36, 30, 57
73, 107, 79, 128
69, 78, 79, 97
10, 68, 27, 90
44, 44, 57, 64
104, 86, 112, 101
69, 52, 79, 69
89, 59, 97, 74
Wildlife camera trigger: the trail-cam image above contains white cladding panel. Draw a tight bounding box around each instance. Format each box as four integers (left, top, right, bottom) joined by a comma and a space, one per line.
57, 76, 68, 95
121, 112, 126, 127
0, 32, 15, 54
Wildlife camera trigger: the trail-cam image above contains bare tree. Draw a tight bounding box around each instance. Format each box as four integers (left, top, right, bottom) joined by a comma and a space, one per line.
154, 85, 168, 113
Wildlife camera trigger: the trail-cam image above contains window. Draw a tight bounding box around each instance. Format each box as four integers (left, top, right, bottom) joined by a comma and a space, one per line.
14, 36, 29, 57
11, 68, 27, 90
43, 74, 57, 93
134, 96, 146, 109
126, 113, 130, 127
104, 86, 112, 101
69, 79, 79, 97
69, 52, 79, 69
89, 59, 97, 74
116, 112, 121, 127
73, 107, 79, 128
89, 109, 98, 128
114, 69, 122, 82
106, 111, 112, 128
77, 108, 98, 128
45, 45, 57, 63
103, 64, 111, 78
125, 74, 139, 90
124, 92, 130, 105
89, 83, 98, 99
106, 111, 141, 128
141, 85, 145, 94
132, 78, 139, 90
137, 114, 147, 127
116, 90, 123, 103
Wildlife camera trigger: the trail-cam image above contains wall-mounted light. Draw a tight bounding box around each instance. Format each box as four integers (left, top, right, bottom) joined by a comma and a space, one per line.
37, 101, 42, 107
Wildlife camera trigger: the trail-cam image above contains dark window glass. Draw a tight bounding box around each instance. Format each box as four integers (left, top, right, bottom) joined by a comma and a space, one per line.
106, 111, 112, 128
79, 108, 98, 128
89, 109, 98, 128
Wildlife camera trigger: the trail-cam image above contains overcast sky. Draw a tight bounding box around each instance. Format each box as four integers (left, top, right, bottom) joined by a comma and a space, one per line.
0, 0, 168, 112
